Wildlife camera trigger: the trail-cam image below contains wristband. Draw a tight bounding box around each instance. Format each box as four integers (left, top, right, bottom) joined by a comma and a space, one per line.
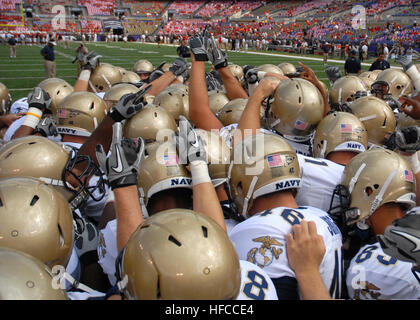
401, 153, 420, 174
79, 69, 91, 81
190, 160, 211, 186
22, 107, 43, 129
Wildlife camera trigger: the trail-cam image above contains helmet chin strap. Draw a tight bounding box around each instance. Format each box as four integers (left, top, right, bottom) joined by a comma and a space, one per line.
370, 169, 397, 215
242, 176, 258, 219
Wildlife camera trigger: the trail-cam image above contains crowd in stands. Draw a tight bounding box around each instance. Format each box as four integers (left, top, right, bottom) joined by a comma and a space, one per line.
217, 1, 263, 16
168, 0, 205, 16
78, 0, 116, 16
122, 19, 158, 35
33, 0, 72, 14
0, 0, 20, 11
123, 0, 166, 17
196, 1, 233, 18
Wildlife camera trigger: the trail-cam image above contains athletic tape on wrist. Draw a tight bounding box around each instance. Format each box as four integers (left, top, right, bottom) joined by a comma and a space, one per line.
79, 69, 91, 82
22, 107, 43, 129
190, 160, 211, 186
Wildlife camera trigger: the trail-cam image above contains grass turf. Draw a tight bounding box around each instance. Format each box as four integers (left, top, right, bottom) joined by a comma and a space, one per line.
0, 41, 390, 102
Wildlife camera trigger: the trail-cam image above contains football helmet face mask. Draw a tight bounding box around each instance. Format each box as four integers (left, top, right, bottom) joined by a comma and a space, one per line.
313, 111, 368, 158
349, 96, 396, 146
0, 82, 12, 115
397, 112, 420, 130
229, 133, 301, 218
89, 63, 122, 93
270, 78, 324, 140
375, 69, 413, 99
137, 141, 192, 208
0, 178, 74, 268
37, 78, 74, 114
0, 247, 68, 300
123, 104, 177, 143
103, 83, 139, 111
208, 90, 229, 115
329, 149, 416, 230
55, 92, 108, 137
0, 136, 106, 209
329, 76, 367, 106
116, 209, 241, 300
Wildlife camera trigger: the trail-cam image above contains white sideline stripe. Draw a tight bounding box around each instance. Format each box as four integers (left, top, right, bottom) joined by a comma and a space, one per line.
139, 42, 403, 69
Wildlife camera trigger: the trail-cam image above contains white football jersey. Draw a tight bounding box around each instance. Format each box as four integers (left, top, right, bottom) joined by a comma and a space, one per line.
346, 242, 420, 300
236, 260, 278, 300
98, 218, 118, 286
10, 97, 29, 114
296, 154, 345, 212
229, 206, 343, 299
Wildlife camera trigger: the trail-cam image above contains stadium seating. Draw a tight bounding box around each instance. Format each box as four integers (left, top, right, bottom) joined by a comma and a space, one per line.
0, 0, 20, 12
196, 1, 234, 17
78, 0, 116, 16
217, 1, 263, 17
34, 0, 73, 14
122, 0, 166, 17
168, 1, 206, 16
123, 18, 159, 35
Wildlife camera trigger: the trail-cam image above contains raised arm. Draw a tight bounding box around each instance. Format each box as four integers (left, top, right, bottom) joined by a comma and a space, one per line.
96, 122, 145, 252
188, 31, 224, 131
177, 116, 226, 231
208, 37, 248, 100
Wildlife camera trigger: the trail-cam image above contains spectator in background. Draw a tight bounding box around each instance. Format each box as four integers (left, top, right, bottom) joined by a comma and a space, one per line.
369, 53, 390, 71
41, 40, 56, 78
345, 50, 362, 75
8, 35, 17, 58
383, 43, 389, 60
361, 42, 368, 62
322, 41, 330, 65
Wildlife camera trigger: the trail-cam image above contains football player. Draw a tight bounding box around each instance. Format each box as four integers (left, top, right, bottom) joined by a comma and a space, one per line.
228, 133, 343, 299
328, 148, 420, 299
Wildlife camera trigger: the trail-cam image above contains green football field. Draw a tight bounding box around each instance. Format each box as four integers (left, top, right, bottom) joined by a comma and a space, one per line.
0, 41, 394, 102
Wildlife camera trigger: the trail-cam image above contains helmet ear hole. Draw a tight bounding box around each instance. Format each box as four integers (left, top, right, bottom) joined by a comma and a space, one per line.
373, 184, 379, 189
202, 226, 208, 238
365, 186, 373, 197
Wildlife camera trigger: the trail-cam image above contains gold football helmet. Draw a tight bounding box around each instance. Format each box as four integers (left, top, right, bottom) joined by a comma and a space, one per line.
270, 78, 324, 139
118, 209, 241, 300
56, 92, 108, 137
89, 63, 122, 93
153, 89, 186, 121
0, 178, 74, 268
358, 71, 377, 90
0, 82, 12, 115
133, 59, 154, 75
120, 70, 141, 85
168, 83, 189, 94
349, 96, 396, 146
37, 78, 74, 114
195, 128, 231, 187
375, 69, 413, 98
216, 98, 265, 127
0, 136, 105, 207
138, 141, 192, 207
124, 104, 177, 143
277, 62, 297, 75
329, 76, 367, 105
208, 90, 229, 114
332, 149, 416, 227
0, 247, 68, 300
313, 111, 368, 158
103, 83, 139, 111
228, 64, 244, 82
257, 64, 284, 75
229, 133, 301, 218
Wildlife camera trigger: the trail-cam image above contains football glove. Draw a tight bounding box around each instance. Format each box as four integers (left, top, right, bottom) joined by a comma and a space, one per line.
27, 87, 52, 111
109, 85, 151, 122
395, 126, 420, 154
